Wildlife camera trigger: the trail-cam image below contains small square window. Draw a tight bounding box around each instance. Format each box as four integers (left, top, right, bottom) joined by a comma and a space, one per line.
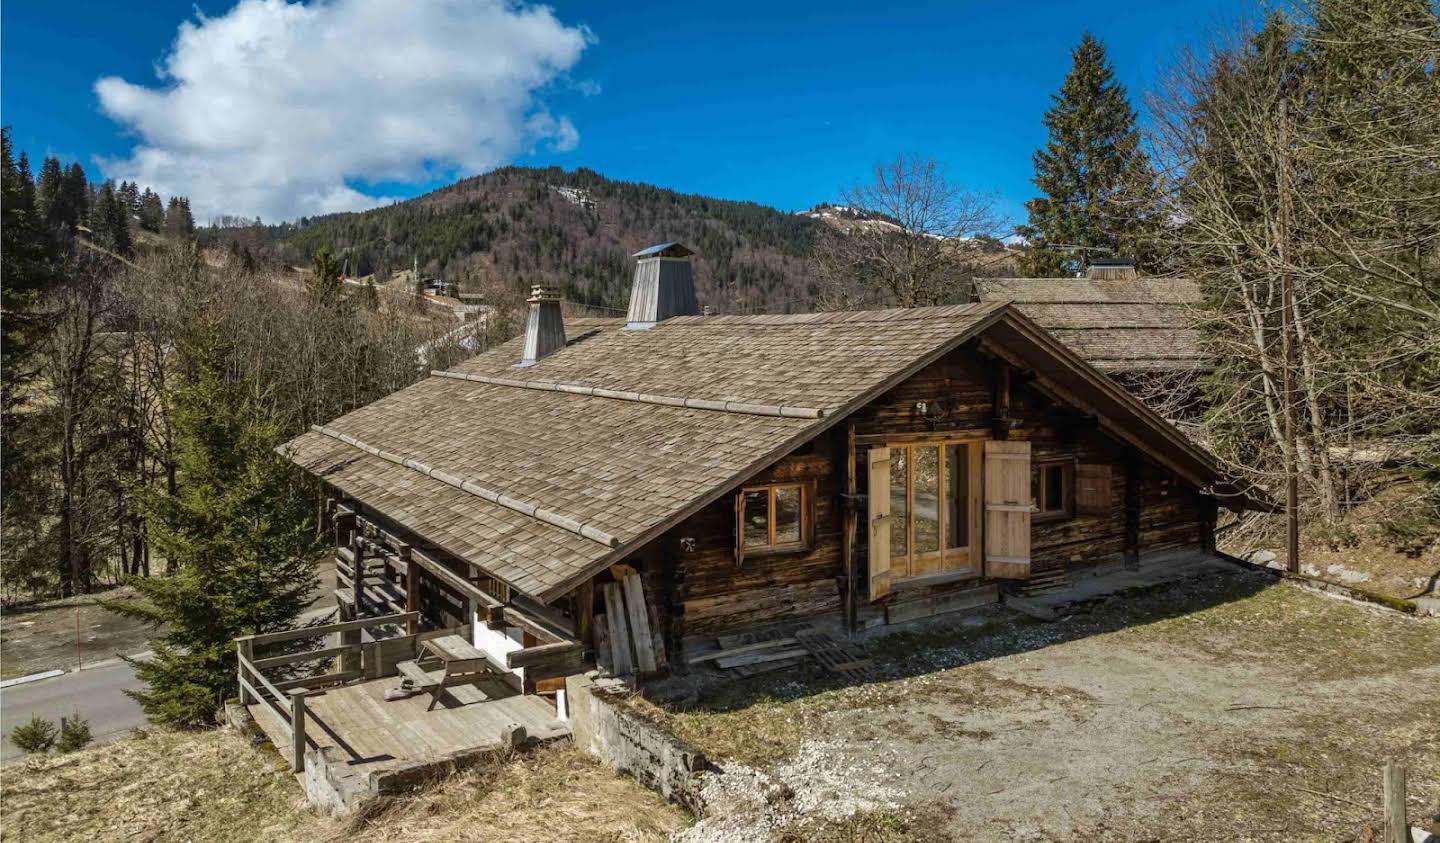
1032, 461, 1073, 521
738, 482, 811, 556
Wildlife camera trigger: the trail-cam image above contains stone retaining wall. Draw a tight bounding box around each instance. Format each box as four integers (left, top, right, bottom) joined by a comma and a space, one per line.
566, 673, 710, 814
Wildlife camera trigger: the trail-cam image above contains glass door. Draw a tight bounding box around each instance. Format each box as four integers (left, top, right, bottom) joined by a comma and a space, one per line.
884, 440, 980, 579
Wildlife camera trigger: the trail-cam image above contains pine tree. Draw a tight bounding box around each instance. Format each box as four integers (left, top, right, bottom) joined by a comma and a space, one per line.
1018, 33, 1152, 276
90, 182, 133, 256
2, 130, 60, 598
138, 188, 165, 232
104, 319, 318, 727
36, 156, 64, 222
164, 196, 195, 238
310, 247, 343, 303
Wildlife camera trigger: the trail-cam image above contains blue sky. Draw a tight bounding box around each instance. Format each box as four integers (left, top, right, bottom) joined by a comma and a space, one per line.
2, 0, 1248, 226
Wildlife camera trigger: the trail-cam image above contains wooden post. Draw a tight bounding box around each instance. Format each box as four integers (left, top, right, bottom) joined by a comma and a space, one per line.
350, 532, 364, 615
574, 579, 594, 655
992, 361, 1012, 441
290, 690, 308, 772
1383, 762, 1407, 843
401, 545, 418, 635
1277, 98, 1301, 575
842, 422, 858, 634
1123, 448, 1141, 570
236, 638, 254, 705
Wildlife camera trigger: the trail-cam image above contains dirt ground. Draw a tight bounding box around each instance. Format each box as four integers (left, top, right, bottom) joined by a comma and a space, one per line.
635, 570, 1440, 842
0, 559, 337, 679
0, 728, 686, 843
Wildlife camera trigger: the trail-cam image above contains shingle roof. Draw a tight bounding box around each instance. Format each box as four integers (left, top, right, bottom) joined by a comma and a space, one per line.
286, 304, 1013, 601
286, 301, 1260, 603
973, 277, 1205, 374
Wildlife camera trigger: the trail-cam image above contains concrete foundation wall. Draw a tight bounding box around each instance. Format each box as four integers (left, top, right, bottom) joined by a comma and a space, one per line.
566, 673, 709, 814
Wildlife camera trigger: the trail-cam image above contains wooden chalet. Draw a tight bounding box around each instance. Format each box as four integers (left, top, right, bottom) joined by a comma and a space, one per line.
279, 243, 1263, 693
971, 261, 1207, 411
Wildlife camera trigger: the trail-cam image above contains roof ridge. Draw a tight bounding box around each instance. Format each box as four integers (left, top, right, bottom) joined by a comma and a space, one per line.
661, 302, 998, 326
309, 424, 621, 548
430, 370, 825, 418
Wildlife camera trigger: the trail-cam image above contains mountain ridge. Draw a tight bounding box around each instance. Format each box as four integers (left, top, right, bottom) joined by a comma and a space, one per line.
272, 166, 823, 314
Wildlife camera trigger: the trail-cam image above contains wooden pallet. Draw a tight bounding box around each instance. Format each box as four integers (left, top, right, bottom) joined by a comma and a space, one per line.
793, 629, 873, 681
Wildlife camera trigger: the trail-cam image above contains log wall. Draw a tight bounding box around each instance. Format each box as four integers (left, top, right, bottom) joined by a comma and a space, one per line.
645, 345, 1208, 648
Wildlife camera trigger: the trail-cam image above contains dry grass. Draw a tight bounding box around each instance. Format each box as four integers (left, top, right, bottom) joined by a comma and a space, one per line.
0, 727, 311, 843
0, 728, 686, 843
333, 742, 686, 843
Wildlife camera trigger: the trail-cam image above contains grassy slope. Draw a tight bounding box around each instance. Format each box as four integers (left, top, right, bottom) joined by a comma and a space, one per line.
1, 730, 685, 843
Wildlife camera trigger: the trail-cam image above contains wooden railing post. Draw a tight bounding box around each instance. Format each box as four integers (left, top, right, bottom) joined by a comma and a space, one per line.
1383, 762, 1407, 843
236, 638, 254, 705
401, 545, 418, 635
350, 533, 364, 614
290, 690, 308, 772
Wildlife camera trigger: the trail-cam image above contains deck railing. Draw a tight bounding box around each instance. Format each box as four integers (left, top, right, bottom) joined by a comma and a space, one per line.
235, 611, 421, 771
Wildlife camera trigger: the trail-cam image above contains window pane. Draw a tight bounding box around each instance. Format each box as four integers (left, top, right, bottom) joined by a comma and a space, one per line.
913, 446, 940, 554
743, 490, 770, 547
889, 449, 908, 558
774, 486, 802, 544
1045, 465, 1064, 512
946, 444, 968, 548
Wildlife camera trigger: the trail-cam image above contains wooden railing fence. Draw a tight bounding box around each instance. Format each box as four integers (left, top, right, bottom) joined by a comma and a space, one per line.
235, 611, 420, 772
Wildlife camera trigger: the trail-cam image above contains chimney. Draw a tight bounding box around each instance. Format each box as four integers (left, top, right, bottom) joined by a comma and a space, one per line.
518, 285, 565, 366
626, 243, 698, 329
1086, 257, 1138, 281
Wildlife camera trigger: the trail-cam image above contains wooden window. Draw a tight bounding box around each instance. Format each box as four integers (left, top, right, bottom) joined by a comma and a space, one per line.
881, 440, 980, 581
1031, 460, 1074, 521
738, 482, 810, 555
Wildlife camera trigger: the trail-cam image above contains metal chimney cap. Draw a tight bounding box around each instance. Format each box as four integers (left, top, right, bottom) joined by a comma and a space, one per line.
631, 242, 694, 259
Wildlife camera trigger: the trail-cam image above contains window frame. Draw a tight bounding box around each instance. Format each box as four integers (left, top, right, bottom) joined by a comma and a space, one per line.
1031, 459, 1075, 522
884, 439, 981, 579
737, 481, 813, 557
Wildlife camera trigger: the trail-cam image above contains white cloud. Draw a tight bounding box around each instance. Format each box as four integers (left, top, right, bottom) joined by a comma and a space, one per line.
96, 0, 593, 222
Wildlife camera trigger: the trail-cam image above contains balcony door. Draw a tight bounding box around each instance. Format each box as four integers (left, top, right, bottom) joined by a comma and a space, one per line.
884, 440, 981, 579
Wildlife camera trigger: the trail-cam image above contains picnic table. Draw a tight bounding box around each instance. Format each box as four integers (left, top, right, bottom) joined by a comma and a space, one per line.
395, 634, 498, 710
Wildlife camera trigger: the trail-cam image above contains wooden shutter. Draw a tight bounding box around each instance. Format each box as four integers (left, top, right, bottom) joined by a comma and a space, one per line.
867, 447, 892, 600
1075, 464, 1112, 517
984, 440, 1031, 579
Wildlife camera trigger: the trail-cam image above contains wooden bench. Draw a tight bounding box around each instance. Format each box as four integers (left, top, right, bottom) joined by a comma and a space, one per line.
395, 634, 499, 711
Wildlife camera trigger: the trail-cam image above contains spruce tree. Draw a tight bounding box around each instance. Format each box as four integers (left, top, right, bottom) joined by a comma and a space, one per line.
138, 189, 165, 232
36, 156, 64, 223
1018, 33, 1151, 276
310, 247, 343, 303
164, 196, 195, 238
90, 182, 133, 256
105, 318, 318, 727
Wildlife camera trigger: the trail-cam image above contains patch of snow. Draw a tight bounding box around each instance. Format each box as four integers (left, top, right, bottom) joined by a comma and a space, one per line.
550, 185, 595, 210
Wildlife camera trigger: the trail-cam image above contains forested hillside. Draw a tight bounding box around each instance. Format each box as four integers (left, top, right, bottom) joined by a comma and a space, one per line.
273, 167, 822, 314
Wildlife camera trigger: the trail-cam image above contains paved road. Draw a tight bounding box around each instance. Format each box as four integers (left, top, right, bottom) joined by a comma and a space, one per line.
1, 657, 147, 761
0, 601, 339, 762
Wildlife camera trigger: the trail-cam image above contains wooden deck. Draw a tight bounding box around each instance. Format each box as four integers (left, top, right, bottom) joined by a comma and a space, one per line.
248, 674, 568, 774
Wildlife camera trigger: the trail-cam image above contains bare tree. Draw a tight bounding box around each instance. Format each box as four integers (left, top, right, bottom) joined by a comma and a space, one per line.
1146, 1, 1439, 548
812, 155, 1001, 309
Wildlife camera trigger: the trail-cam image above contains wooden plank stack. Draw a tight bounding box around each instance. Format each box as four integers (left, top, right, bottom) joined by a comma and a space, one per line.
684, 627, 873, 680
595, 572, 665, 678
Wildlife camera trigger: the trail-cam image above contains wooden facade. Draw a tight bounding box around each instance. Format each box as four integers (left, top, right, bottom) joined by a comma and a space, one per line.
293, 295, 1256, 687
602, 343, 1213, 661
